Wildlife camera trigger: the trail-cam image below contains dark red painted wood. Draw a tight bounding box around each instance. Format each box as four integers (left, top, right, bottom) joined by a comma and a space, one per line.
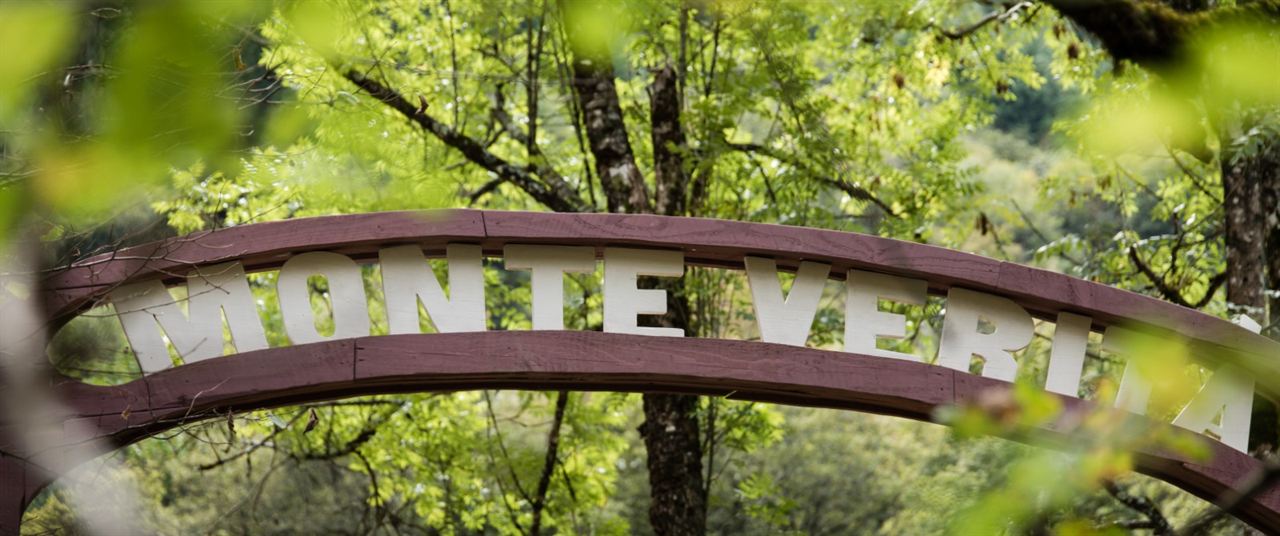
14, 210, 1280, 533
7, 332, 1280, 533
42, 211, 487, 322
41, 210, 1278, 370
0, 458, 25, 536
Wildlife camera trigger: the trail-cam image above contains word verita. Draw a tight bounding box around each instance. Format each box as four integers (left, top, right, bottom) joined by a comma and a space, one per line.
107, 244, 1254, 452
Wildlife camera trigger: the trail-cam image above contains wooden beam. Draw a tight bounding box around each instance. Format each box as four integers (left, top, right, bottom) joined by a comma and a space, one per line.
7, 331, 1279, 533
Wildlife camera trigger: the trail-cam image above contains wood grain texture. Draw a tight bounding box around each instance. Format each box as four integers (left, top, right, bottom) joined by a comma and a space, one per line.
19, 210, 1280, 532
41, 210, 1279, 369
42, 211, 486, 321
3, 332, 1279, 533
0, 452, 52, 536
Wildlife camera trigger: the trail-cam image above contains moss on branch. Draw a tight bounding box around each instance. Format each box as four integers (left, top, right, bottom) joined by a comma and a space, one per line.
1046, 0, 1280, 70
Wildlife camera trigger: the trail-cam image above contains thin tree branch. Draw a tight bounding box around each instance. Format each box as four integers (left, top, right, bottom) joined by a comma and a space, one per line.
701, 397, 717, 505
293, 422, 381, 461
529, 390, 569, 536
1010, 199, 1085, 266
548, 11, 598, 209
1180, 459, 1280, 535
526, 0, 547, 163
468, 176, 507, 206
355, 450, 388, 528
480, 391, 529, 535
934, 2, 1034, 40
1129, 245, 1193, 308
1127, 246, 1224, 309
491, 83, 532, 147
483, 390, 533, 506
1105, 480, 1174, 535
341, 68, 587, 213
1164, 143, 1221, 203
726, 142, 898, 217
198, 411, 304, 471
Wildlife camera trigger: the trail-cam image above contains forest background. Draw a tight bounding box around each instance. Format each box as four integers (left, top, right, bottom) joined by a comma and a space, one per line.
2, 0, 1279, 534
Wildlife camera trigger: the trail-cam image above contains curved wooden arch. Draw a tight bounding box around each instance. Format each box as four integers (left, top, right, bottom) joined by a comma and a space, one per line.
7, 333, 1280, 532
5, 210, 1278, 533
41, 210, 1278, 368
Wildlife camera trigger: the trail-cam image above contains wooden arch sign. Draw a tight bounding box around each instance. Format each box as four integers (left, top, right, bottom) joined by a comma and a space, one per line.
4, 209, 1280, 533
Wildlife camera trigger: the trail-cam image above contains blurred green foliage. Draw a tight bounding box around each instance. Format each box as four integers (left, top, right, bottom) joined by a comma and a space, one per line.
7, 0, 1278, 534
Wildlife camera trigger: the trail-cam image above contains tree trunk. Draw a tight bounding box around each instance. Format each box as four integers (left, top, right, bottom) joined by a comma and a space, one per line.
348, 4, 708, 531
637, 391, 706, 536
1046, 0, 1280, 454
1218, 114, 1280, 453
1258, 138, 1280, 330
636, 274, 703, 534
638, 61, 707, 536
651, 64, 688, 217
1223, 152, 1269, 324
566, 27, 649, 214
562, 7, 706, 533
1248, 129, 1280, 452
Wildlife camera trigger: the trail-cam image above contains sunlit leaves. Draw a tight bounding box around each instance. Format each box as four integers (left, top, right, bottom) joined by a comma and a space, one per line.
46, 304, 141, 385
0, 1, 273, 235
0, 2, 74, 123
1188, 21, 1280, 117
934, 327, 1226, 534
0, 1, 74, 247
734, 473, 797, 532
16, 0, 1274, 532
282, 0, 345, 59
1076, 84, 1208, 158
562, 0, 633, 64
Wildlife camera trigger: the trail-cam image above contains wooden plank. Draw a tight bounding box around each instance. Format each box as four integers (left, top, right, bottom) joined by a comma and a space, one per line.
0, 457, 23, 536
354, 332, 955, 417
55, 339, 357, 444
43, 211, 487, 319
25, 210, 1280, 530
41, 209, 1279, 365
479, 210, 1277, 362
6, 332, 1274, 532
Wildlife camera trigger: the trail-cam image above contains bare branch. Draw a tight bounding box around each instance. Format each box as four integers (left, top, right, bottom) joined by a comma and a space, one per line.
529, 391, 569, 536
341, 68, 588, 213
1105, 480, 1174, 535
1180, 459, 1280, 535
1128, 246, 1224, 309
490, 84, 531, 147
293, 411, 390, 461
468, 176, 507, 207
727, 142, 898, 217
934, 2, 1034, 40
483, 390, 533, 506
